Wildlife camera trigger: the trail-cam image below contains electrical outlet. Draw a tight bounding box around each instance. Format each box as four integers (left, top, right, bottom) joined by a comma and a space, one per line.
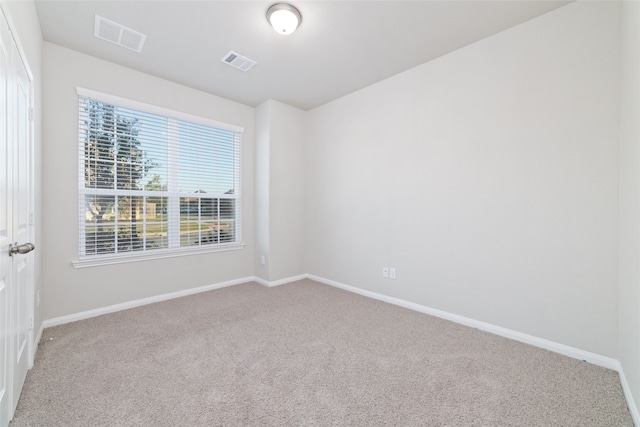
390, 268, 397, 279
261, 255, 266, 265
382, 267, 389, 278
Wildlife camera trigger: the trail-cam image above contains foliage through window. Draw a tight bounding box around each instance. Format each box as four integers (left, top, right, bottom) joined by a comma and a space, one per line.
78, 90, 242, 260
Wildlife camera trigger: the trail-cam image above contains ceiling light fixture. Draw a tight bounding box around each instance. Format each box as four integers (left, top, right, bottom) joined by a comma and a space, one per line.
267, 3, 301, 35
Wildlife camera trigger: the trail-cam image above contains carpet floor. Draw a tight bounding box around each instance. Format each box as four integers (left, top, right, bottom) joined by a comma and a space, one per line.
10, 279, 633, 426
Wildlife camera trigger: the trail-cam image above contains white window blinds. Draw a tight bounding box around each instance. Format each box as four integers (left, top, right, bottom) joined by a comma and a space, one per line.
77, 89, 242, 261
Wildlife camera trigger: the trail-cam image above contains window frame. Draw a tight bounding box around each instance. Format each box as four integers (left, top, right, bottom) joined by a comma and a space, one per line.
73, 87, 244, 268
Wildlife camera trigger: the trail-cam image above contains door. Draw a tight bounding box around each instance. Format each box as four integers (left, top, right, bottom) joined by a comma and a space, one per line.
10, 16, 32, 418
0, 8, 11, 425
0, 6, 35, 427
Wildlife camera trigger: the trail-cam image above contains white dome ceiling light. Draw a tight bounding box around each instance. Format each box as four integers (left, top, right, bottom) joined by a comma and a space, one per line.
267, 3, 301, 35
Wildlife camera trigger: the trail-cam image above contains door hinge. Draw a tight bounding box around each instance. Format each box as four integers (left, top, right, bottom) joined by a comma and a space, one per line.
28, 107, 34, 122
29, 317, 34, 330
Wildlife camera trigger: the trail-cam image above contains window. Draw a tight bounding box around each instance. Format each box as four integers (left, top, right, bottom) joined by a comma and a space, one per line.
76, 88, 243, 265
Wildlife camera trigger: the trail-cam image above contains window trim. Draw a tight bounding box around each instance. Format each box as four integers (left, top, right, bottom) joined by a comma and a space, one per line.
74, 87, 244, 267
76, 87, 244, 134
72, 242, 245, 269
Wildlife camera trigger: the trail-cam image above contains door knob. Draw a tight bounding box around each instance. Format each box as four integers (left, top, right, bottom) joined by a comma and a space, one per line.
9, 242, 35, 256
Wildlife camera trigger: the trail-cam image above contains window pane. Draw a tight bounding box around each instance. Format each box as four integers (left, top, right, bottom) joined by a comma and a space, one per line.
146, 196, 167, 219
84, 139, 115, 190
82, 100, 116, 190
174, 197, 236, 246
115, 110, 147, 191
201, 198, 215, 219
178, 122, 237, 194
180, 221, 200, 247
141, 196, 168, 250
219, 198, 235, 220
116, 223, 142, 252
113, 195, 140, 253
115, 161, 137, 190
140, 113, 168, 191
84, 195, 116, 255
180, 197, 199, 247
117, 196, 142, 221
180, 197, 199, 217
219, 198, 235, 243
145, 222, 168, 250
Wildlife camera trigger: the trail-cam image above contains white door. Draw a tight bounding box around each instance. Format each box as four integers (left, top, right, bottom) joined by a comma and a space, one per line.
10, 16, 33, 417
0, 9, 12, 425
0, 7, 35, 427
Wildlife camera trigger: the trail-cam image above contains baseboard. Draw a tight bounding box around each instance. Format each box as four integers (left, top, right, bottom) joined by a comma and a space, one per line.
42, 276, 257, 329
618, 362, 640, 426
34, 320, 44, 350
308, 274, 640, 424
36, 271, 639, 424
29, 323, 44, 368
253, 274, 308, 288
37, 270, 628, 370
253, 276, 270, 287
307, 274, 619, 370
35, 322, 44, 346
42, 274, 309, 329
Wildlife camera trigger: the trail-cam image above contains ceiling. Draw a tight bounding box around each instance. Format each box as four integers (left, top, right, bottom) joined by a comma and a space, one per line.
34, 0, 571, 111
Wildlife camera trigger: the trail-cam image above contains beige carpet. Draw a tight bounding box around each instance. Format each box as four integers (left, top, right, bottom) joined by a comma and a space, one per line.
10, 279, 633, 426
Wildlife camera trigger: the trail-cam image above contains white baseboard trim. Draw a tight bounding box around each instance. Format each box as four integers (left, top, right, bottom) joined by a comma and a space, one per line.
310, 274, 640, 425
36, 271, 638, 425
618, 362, 640, 426
42, 276, 257, 329
34, 321, 44, 352
35, 322, 44, 346
42, 274, 308, 330
254, 274, 308, 288
253, 276, 269, 287
307, 274, 619, 370
28, 326, 43, 369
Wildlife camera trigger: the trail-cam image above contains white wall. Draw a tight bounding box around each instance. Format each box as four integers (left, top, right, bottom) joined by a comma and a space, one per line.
306, 1, 620, 357
1, 0, 42, 334
254, 100, 306, 283
255, 101, 271, 280
618, 0, 640, 415
41, 42, 255, 319
268, 101, 306, 281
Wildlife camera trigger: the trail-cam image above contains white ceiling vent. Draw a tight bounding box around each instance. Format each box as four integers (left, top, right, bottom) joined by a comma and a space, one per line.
221, 51, 256, 72
94, 15, 146, 53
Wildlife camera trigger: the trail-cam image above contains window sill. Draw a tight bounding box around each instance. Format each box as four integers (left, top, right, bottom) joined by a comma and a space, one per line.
72, 243, 245, 269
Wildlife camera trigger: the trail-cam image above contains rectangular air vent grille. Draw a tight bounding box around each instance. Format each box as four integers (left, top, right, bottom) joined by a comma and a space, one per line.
94, 15, 146, 53
221, 51, 256, 72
